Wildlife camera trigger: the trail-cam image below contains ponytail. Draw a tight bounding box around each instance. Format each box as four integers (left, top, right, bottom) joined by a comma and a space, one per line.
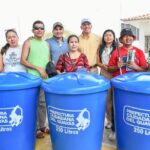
1, 43, 10, 55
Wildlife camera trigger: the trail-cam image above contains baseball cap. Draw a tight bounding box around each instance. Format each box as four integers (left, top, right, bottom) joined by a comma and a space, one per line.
119, 28, 136, 40
81, 18, 92, 25
53, 22, 64, 30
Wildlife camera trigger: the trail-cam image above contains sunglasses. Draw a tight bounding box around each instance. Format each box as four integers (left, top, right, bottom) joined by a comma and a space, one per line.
33, 27, 45, 30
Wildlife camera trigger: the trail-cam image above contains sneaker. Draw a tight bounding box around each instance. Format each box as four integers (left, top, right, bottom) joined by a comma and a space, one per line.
108, 131, 116, 141
105, 122, 112, 129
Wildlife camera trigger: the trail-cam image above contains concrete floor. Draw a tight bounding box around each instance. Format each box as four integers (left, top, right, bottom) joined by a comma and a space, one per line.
35, 134, 116, 150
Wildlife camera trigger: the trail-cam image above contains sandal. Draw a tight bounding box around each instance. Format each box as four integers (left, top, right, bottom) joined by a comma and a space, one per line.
36, 129, 44, 138
40, 127, 50, 134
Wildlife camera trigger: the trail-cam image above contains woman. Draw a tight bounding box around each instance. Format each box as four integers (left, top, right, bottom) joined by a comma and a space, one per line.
56, 34, 90, 73
97, 29, 116, 140
0, 29, 26, 72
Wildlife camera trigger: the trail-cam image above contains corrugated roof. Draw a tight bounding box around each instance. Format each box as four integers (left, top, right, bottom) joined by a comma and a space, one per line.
121, 13, 150, 21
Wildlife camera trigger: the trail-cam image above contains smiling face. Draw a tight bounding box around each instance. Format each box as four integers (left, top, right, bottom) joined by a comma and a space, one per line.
104, 31, 115, 45
53, 26, 64, 39
68, 36, 79, 52
6, 31, 19, 48
81, 22, 92, 34
32, 23, 45, 39
120, 35, 135, 48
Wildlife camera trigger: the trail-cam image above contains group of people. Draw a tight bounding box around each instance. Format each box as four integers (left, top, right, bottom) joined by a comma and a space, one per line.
0, 18, 148, 140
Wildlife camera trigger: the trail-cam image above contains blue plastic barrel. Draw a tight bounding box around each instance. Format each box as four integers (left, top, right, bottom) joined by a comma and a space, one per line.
42, 72, 110, 150
0, 72, 41, 150
111, 72, 150, 150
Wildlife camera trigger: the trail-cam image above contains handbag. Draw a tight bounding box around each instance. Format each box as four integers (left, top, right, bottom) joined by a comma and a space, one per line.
45, 61, 57, 78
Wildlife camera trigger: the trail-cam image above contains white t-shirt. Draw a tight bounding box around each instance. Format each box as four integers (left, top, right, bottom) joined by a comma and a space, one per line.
3, 46, 26, 72
101, 47, 113, 64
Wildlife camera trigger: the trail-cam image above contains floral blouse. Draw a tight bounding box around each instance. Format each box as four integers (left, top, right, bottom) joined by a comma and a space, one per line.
56, 52, 90, 72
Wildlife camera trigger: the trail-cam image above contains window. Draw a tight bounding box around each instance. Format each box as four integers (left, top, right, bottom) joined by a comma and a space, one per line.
145, 36, 150, 53
121, 23, 139, 40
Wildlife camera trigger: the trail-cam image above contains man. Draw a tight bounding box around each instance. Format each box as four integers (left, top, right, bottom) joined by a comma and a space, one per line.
79, 18, 101, 73
21, 20, 50, 138
46, 22, 69, 66
108, 28, 147, 76
147, 48, 150, 71
108, 28, 147, 141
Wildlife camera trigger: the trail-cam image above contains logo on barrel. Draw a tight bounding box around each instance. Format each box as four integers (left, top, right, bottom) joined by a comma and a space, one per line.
48, 106, 90, 135
123, 105, 150, 135
0, 105, 23, 132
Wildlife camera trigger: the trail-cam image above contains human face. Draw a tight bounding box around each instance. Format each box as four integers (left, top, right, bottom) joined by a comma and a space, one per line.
32, 23, 45, 39
6, 31, 19, 48
121, 35, 134, 47
53, 26, 64, 39
104, 31, 114, 45
81, 22, 92, 34
68, 37, 79, 52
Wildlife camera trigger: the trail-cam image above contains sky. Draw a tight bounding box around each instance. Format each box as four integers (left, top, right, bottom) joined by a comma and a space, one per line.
0, 0, 150, 45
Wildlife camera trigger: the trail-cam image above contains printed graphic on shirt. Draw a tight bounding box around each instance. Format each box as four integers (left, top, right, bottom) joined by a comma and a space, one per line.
47, 106, 90, 135
126, 50, 136, 71
5, 52, 20, 67
121, 55, 134, 71
121, 55, 127, 68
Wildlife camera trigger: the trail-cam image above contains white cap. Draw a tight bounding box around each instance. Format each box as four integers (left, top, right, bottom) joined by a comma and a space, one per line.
81, 18, 92, 24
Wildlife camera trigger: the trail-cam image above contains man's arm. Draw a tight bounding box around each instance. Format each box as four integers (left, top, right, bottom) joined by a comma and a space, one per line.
128, 50, 148, 72
128, 61, 147, 71
108, 60, 124, 73
107, 49, 121, 73
21, 40, 48, 79
0, 53, 4, 72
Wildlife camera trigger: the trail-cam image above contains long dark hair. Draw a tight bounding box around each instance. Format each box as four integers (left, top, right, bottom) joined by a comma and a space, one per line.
99, 29, 116, 58
1, 29, 18, 55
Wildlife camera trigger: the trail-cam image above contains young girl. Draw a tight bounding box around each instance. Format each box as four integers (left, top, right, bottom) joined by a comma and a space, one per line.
97, 29, 116, 140
56, 34, 90, 73
0, 29, 26, 72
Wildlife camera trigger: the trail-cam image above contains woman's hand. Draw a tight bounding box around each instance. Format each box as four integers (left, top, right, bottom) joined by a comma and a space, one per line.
101, 64, 108, 70
96, 63, 108, 71
56, 70, 62, 74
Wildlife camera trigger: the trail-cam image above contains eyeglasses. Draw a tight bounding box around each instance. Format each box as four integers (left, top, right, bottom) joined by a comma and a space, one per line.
33, 27, 45, 30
